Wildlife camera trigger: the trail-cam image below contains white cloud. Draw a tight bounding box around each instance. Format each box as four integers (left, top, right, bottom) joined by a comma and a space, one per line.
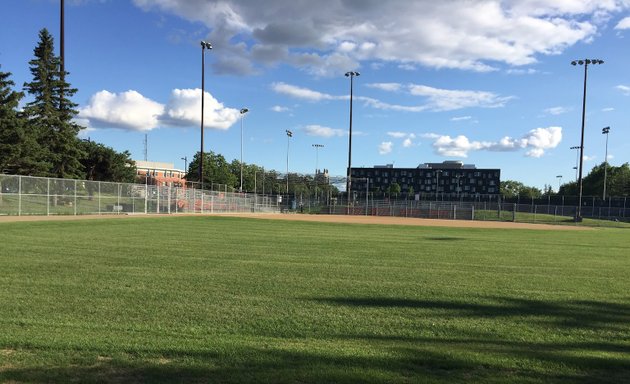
271, 82, 338, 101
132, 0, 624, 75
602, 107, 615, 112
271, 105, 290, 112
451, 116, 472, 121
273, 82, 511, 112
358, 97, 426, 112
378, 141, 393, 155
506, 68, 539, 75
79, 88, 239, 132
433, 135, 488, 157
366, 83, 403, 92
408, 84, 512, 111
616, 85, 630, 95
615, 16, 630, 29
428, 126, 562, 158
79, 90, 164, 131
303, 124, 346, 137
544, 106, 570, 115
387, 131, 408, 139
387, 132, 416, 147
162, 88, 240, 130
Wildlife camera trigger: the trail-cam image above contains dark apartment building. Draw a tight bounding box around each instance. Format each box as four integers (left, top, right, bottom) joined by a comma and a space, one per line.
350, 161, 500, 197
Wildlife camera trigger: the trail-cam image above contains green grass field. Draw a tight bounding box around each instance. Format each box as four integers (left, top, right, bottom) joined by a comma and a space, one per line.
1, 216, 629, 383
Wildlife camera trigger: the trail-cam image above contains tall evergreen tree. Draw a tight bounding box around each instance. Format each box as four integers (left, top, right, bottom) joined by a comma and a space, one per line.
23, 28, 85, 179
0, 66, 50, 174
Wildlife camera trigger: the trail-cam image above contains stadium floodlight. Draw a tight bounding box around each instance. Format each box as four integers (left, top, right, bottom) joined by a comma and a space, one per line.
239, 108, 249, 192
344, 71, 360, 209
286, 130, 293, 194
571, 58, 604, 221
199, 40, 212, 190
602, 126, 611, 200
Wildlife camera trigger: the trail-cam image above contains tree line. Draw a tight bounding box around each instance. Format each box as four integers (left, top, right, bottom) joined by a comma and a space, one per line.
501, 162, 630, 199
186, 151, 338, 196
0, 29, 136, 182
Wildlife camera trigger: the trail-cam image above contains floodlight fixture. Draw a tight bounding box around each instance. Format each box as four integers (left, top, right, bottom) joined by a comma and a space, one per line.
570, 57, 604, 221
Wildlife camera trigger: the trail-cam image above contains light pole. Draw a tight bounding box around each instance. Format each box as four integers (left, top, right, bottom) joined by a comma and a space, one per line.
312, 144, 324, 201
312, 144, 324, 175
181, 156, 188, 173
556, 175, 563, 192
239, 108, 249, 192
571, 58, 604, 221
199, 41, 212, 190
570, 146, 581, 181
345, 71, 360, 202
60, 0, 65, 105
602, 126, 610, 200
286, 130, 293, 194
435, 170, 443, 201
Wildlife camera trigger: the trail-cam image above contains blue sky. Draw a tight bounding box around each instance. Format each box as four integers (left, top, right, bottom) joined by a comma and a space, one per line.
1, 0, 629, 190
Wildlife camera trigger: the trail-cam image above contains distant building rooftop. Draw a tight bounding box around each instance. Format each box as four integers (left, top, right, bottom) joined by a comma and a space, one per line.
420, 161, 476, 169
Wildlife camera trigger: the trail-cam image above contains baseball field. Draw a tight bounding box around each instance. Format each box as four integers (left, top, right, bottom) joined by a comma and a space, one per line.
1, 214, 629, 383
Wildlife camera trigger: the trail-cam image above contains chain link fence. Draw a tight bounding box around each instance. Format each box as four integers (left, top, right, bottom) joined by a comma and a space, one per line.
2, 174, 628, 227
315, 198, 630, 226
0, 174, 281, 216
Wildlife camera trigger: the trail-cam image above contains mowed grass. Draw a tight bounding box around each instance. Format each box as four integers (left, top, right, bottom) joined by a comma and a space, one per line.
1, 216, 629, 383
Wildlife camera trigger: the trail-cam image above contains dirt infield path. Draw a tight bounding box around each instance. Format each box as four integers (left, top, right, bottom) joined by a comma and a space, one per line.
0, 212, 589, 230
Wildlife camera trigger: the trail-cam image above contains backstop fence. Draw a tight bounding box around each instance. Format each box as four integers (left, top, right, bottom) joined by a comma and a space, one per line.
0, 174, 281, 216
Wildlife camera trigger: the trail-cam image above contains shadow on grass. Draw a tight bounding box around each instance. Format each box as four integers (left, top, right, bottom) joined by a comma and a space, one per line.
2, 339, 629, 384
3, 296, 629, 383
315, 296, 630, 331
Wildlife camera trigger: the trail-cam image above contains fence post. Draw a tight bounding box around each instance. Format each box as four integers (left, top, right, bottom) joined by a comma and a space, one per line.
47, 178, 50, 216
513, 204, 516, 222
98, 182, 101, 215
471, 205, 475, 221
453, 204, 456, 220
74, 179, 77, 216
144, 183, 148, 214
18, 175, 21, 216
